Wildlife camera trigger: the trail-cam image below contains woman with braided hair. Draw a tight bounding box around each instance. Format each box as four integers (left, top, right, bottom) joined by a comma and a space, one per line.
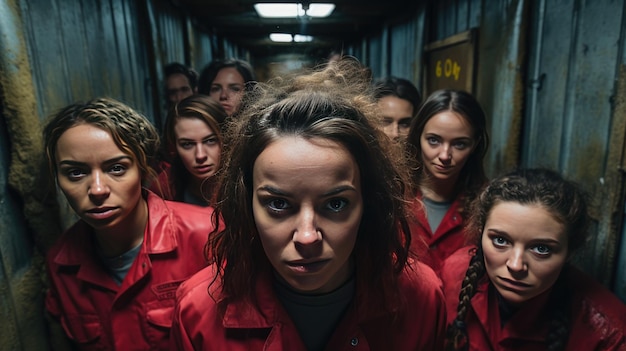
43, 98, 215, 350
441, 168, 626, 351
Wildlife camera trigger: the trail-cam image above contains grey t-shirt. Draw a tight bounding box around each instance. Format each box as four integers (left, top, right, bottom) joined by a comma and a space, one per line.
422, 197, 452, 233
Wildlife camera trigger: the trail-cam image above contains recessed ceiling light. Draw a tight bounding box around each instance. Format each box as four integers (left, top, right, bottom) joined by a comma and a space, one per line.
269, 33, 294, 42
293, 34, 313, 42
255, 3, 335, 18
301, 4, 335, 17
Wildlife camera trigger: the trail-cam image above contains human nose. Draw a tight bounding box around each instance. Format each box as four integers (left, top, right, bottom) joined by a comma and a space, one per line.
195, 144, 207, 160
390, 123, 400, 139
506, 247, 527, 273
175, 91, 185, 102
438, 144, 452, 161
219, 88, 229, 100
293, 206, 322, 246
88, 171, 110, 199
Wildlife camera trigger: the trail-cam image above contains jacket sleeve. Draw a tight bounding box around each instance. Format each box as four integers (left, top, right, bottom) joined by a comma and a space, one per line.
170, 298, 196, 351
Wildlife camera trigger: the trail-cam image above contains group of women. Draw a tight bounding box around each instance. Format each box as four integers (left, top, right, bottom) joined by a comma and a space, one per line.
42, 57, 625, 350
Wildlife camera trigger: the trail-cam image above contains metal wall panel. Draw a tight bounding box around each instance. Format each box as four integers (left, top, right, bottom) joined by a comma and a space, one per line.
388, 11, 425, 85
524, 0, 625, 289
21, 0, 153, 121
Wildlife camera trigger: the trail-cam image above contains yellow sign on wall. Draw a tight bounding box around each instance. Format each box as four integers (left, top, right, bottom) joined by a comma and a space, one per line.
424, 29, 477, 95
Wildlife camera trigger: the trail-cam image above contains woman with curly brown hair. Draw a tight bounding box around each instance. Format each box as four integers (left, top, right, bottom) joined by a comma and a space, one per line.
170, 59, 447, 350
43, 98, 214, 350
442, 168, 626, 351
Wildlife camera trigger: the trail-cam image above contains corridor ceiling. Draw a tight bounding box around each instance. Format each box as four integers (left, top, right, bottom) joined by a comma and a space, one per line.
172, 0, 420, 57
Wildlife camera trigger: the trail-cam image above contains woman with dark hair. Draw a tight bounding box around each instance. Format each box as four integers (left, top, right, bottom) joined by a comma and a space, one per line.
405, 89, 489, 273
43, 98, 214, 350
373, 76, 422, 141
198, 58, 256, 117
151, 94, 227, 206
442, 168, 626, 350
170, 59, 446, 350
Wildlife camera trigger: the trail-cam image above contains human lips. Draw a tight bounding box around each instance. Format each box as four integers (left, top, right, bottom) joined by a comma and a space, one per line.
498, 276, 532, 290
220, 102, 233, 112
84, 206, 118, 220
194, 164, 213, 173
285, 259, 330, 274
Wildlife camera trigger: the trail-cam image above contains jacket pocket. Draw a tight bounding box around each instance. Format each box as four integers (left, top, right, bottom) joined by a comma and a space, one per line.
61, 314, 102, 344
144, 301, 175, 349
146, 305, 174, 328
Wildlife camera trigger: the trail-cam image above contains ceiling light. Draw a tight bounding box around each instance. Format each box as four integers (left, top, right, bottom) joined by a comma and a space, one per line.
255, 3, 298, 18
269, 33, 293, 42
300, 4, 335, 17
255, 3, 335, 18
293, 34, 313, 42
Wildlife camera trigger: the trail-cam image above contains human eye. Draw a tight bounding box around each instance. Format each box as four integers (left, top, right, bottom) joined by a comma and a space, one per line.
381, 118, 393, 126
210, 85, 221, 94
325, 198, 348, 213
266, 198, 292, 214
453, 140, 470, 150
491, 235, 509, 248
229, 85, 243, 93
203, 137, 218, 145
181, 86, 191, 93
179, 141, 194, 150
108, 164, 127, 176
530, 244, 552, 257
426, 136, 440, 145
62, 167, 87, 181
399, 120, 412, 129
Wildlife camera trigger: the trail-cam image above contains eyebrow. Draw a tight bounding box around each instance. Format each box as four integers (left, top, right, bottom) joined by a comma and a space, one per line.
58, 155, 132, 167
178, 134, 216, 142
257, 185, 357, 197
486, 228, 563, 245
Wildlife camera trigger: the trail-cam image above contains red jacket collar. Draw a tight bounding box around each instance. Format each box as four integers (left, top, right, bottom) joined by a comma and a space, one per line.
52, 190, 178, 266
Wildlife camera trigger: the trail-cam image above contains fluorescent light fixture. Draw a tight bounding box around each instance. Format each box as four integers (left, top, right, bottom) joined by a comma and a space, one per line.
293, 34, 313, 42
255, 3, 335, 18
269, 33, 293, 42
255, 3, 298, 18
300, 4, 335, 17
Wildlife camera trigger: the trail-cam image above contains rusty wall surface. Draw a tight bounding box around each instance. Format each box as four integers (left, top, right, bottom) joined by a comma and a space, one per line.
524, 0, 625, 291
0, 0, 55, 349
0, 0, 236, 349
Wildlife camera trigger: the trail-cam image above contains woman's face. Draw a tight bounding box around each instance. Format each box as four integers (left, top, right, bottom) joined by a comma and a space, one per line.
378, 96, 414, 140
209, 67, 245, 116
174, 117, 221, 181
482, 201, 569, 306
54, 124, 144, 232
420, 110, 475, 184
252, 137, 363, 294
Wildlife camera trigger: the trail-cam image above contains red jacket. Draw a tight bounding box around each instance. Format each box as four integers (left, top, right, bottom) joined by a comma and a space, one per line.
45, 191, 214, 350
408, 193, 468, 274
150, 163, 176, 201
440, 247, 626, 351
170, 260, 447, 350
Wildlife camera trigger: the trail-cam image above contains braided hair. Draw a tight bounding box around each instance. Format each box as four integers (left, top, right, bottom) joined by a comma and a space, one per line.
444, 168, 590, 351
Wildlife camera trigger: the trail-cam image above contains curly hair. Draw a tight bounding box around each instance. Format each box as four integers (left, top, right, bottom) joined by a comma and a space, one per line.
207, 58, 412, 315
43, 97, 160, 186
445, 168, 590, 351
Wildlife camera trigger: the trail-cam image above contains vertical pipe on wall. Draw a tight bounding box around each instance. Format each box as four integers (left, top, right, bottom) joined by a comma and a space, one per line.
524, 0, 546, 166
